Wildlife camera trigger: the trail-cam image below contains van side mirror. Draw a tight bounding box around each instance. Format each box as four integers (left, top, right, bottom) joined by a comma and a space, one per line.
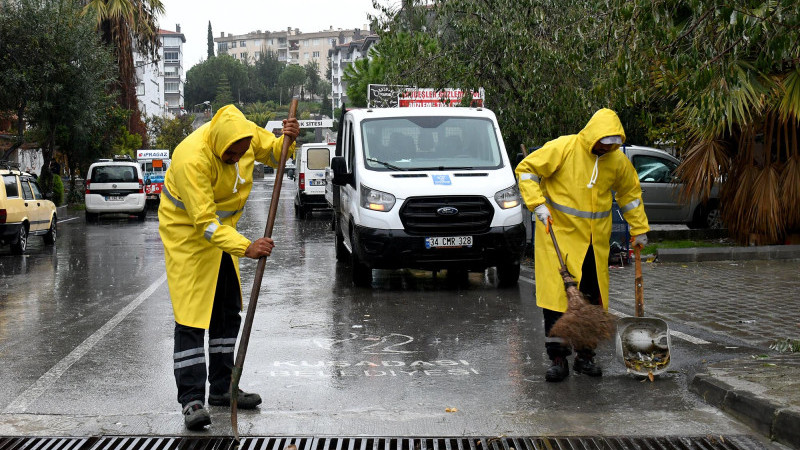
331, 156, 353, 186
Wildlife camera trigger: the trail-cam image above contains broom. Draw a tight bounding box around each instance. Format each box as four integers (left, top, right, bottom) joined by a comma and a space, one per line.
547, 226, 615, 350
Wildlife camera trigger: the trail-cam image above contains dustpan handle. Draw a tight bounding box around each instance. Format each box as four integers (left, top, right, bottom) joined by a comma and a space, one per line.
634, 245, 644, 317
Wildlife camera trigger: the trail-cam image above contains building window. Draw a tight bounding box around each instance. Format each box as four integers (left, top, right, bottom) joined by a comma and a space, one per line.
165, 82, 179, 92
240, 52, 247, 60
164, 51, 179, 61
313, 38, 321, 46
218, 42, 228, 52
312, 51, 320, 58
240, 40, 246, 47
303, 52, 309, 60
137, 82, 145, 96
231, 41, 237, 48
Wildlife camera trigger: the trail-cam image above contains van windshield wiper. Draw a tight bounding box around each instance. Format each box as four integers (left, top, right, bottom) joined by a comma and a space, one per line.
413, 166, 475, 171
366, 157, 405, 171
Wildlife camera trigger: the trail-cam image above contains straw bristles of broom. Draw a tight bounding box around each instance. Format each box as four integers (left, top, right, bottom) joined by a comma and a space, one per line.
548, 269, 615, 350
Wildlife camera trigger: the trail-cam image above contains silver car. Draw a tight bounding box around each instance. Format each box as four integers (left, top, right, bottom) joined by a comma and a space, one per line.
622, 145, 721, 229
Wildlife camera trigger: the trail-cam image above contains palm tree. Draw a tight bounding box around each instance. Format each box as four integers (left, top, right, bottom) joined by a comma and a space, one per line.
81, 0, 165, 140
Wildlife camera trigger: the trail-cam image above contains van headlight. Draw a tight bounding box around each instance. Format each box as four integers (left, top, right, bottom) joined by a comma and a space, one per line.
494, 185, 521, 209
360, 184, 396, 212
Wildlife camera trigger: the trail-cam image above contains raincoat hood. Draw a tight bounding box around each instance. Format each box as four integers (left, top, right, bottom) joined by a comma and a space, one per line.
207, 105, 255, 159
578, 108, 626, 152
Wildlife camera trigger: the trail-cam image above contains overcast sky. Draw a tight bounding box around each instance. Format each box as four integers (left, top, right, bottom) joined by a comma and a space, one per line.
157, 0, 385, 71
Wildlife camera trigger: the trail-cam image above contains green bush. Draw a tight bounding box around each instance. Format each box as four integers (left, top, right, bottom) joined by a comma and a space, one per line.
51, 174, 64, 206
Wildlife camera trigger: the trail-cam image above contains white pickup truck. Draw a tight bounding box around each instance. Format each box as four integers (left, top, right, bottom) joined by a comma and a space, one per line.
326, 106, 526, 287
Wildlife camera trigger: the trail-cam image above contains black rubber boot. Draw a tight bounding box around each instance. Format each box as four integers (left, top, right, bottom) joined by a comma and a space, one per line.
545, 356, 569, 382
208, 389, 262, 409
574, 352, 602, 377
182, 400, 211, 430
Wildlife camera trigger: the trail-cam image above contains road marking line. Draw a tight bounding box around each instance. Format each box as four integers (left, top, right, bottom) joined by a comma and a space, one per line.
522, 276, 710, 345
57, 217, 79, 224
3, 274, 167, 413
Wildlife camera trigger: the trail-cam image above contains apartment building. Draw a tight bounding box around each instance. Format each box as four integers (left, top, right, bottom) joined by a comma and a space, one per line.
329, 33, 379, 110
214, 26, 369, 79
135, 25, 186, 118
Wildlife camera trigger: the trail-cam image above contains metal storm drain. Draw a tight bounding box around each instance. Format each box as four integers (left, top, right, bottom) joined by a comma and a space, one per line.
0, 436, 770, 450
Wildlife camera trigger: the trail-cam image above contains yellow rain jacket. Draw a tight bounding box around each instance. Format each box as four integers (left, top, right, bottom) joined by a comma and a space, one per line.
158, 105, 295, 328
516, 109, 649, 312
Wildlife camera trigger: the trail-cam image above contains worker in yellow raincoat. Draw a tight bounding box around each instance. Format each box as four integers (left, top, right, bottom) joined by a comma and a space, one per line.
516, 108, 649, 382
158, 105, 298, 429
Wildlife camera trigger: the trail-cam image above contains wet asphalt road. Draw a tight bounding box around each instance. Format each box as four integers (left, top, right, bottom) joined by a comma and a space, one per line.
0, 175, 781, 445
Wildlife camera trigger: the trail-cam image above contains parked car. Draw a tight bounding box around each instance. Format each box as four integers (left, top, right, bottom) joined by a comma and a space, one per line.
622, 145, 722, 229
1, 161, 57, 254
84, 155, 147, 222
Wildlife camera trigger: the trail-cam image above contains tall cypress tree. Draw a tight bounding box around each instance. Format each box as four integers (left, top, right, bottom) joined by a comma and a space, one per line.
207, 21, 214, 59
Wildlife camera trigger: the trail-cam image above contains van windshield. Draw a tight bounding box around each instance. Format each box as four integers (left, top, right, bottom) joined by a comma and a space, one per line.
360, 116, 503, 171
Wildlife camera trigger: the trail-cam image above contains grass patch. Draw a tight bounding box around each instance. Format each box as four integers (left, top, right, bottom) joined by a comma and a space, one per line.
644, 239, 733, 255
769, 338, 800, 353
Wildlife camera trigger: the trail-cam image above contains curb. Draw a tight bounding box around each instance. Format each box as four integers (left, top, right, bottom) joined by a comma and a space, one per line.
690, 373, 800, 449
657, 245, 800, 262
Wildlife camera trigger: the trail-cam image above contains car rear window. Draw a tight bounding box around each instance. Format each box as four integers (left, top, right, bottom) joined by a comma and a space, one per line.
92, 165, 138, 183
3, 174, 19, 198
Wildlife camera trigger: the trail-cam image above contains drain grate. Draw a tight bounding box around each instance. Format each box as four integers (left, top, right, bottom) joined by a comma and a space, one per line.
0, 436, 770, 450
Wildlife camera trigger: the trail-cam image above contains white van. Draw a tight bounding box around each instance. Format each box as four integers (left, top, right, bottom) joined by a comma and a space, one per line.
84, 155, 146, 222
328, 107, 526, 287
294, 142, 335, 219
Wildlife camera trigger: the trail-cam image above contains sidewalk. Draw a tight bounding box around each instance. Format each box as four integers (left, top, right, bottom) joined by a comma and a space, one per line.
612, 248, 800, 448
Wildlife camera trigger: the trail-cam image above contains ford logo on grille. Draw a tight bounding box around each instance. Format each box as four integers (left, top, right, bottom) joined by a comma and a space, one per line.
436, 206, 459, 216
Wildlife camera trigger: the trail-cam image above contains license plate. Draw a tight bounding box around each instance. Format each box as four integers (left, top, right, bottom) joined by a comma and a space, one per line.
425, 236, 473, 249
309, 179, 326, 186
107, 195, 124, 201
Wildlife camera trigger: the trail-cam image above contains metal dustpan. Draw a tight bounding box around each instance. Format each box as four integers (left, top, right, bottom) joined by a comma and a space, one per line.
615, 246, 671, 377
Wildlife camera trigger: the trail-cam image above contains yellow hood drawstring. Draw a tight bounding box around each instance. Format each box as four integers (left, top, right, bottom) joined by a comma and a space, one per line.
586, 155, 599, 188
233, 162, 246, 193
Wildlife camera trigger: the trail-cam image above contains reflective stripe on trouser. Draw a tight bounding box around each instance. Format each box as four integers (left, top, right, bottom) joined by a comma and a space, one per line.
173, 252, 242, 406
542, 244, 601, 360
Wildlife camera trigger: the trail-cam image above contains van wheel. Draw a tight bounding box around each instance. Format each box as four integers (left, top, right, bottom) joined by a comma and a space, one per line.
137, 209, 147, 221
86, 211, 98, 223
10, 225, 28, 255
43, 218, 57, 246
496, 261, 520, 287
351, 251, 372, 287
335, 232, 348, 262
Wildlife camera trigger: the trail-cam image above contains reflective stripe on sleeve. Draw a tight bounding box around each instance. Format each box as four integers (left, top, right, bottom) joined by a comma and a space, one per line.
546, 198, 611, 219
545, 336, 567, 344
519, 173, 541, 183
204, 222, 219, 241
620, 198, 641, 213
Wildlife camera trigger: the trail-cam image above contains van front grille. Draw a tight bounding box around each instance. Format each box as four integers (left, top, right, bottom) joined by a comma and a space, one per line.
399, 196, 493, 235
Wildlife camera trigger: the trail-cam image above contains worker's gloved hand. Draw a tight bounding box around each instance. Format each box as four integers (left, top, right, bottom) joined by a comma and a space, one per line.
631, 234, 648, 248
534, 204, 553, 233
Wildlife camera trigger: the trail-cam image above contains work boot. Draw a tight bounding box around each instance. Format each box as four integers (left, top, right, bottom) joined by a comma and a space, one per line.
182, 400, 211, 430
573, 353, 603, 377
545, 356, 569, 382
208, 389, 262, 409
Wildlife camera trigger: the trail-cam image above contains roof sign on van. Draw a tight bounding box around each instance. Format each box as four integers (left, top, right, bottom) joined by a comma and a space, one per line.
368, 84, 485, 108
137, 149, 169, 160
